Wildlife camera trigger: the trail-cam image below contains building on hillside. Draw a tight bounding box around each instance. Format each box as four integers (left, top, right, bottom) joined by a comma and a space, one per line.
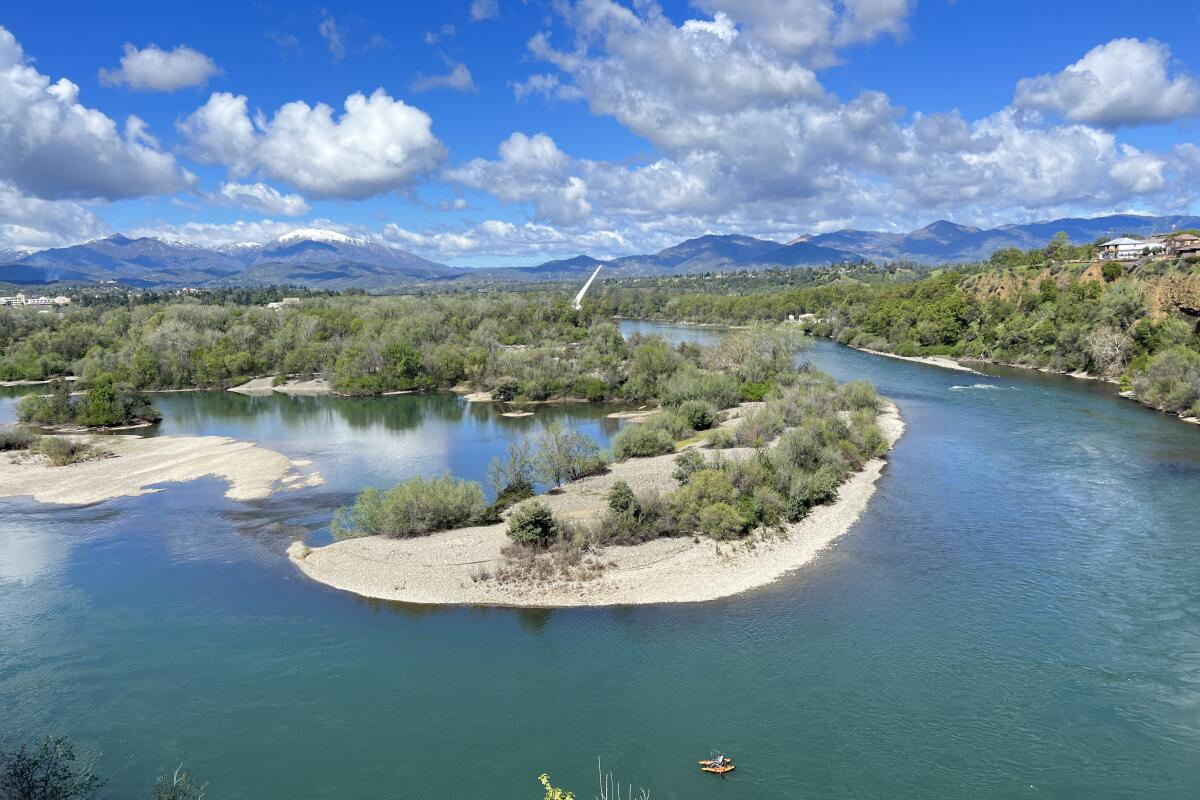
1098, 237, 1163, 261
1164, 232, 1200, 257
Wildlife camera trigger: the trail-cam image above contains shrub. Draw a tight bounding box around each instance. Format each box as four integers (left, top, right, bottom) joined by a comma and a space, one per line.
573, 375, 608, 401
0, 426, 37, 451
491, 377, 520, 401
507, 500, 559, 545
671, 469, 739, 530
34, 436, 101, 466
697, 502, 748, 539
787, 466, 842, 520
738, 381, 771, 402
672, 449, 706, 484
333, 473, 487, 539
734, 406, 784, 447
706, 428, 736, 449
837, 380, 879, 412
677, 399, 717, 430
607, 480, 637, 514
612, 423, 675, 460
1133, 346, 1200, 415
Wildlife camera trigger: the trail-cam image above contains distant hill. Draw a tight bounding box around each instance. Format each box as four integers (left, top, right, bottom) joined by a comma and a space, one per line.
0, 229, 460, 289
3, 214, 1198, 289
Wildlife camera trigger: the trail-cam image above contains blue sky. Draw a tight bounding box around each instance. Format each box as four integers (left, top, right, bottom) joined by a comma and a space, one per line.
0, 0, 1197, 266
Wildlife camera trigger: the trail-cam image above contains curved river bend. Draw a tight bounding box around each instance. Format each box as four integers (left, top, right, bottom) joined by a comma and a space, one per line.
1, 323, 1198, 799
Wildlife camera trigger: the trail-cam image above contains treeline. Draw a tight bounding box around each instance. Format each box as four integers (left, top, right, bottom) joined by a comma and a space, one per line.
17, 376, 160, 428
0, 292, 801, 404
598, 256, 1200, 418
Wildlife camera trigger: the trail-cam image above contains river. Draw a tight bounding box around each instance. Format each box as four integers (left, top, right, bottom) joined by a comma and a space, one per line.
1, 322, 1198, 799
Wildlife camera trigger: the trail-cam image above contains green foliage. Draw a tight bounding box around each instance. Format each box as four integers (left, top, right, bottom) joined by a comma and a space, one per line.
0, 736, 105, 800
1134, 346, 1200, 415
612, 421, 676, 459
16, 375, 158, 428
507, 500, 559, 545
697, 502, 748, 539
35, 436, 101, 466
0, 426, 37, 451
534, 423, 608, 486
677, 399, 717, 430
788, 466, 843, 519
1101, 261, 1123, 282
333, 473, 487, 539
607, 480, 637, 514
672, 449, 706, 484
706, 428, 736, 449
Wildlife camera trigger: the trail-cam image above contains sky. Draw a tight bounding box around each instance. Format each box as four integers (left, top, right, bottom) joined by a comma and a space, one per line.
0, 0, 1198, 267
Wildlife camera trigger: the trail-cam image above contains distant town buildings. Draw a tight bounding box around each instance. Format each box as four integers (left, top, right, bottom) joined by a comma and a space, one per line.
265, 297, 302, 309
1098, 232, 1200, 261
0, 294, 71, 307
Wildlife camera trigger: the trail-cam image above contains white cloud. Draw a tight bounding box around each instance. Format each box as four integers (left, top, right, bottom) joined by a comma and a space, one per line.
125, 218, 361, 248
1014, 38, 1200, 127
383, 219, 632, 262
99, 43, 219, 92
214, 182, 310, 216
411, 60, 477, 93
179, 88, 446, 200
0, 26, 190, 201
695, 0, 914, 65
0, 181, 107, 251
318, 10, 346, 60
475, 2, 1194, 244
471, 0, 499, 22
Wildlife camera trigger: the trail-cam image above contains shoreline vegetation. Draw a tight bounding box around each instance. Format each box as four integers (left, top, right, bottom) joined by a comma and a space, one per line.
289, 332, 903, 607
289, 397, 902, 607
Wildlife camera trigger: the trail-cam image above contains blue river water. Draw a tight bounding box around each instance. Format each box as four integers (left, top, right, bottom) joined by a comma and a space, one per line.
1, 323, 1198, 799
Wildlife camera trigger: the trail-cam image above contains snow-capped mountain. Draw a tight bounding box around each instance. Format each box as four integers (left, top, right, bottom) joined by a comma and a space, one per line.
0, 229, 460, 289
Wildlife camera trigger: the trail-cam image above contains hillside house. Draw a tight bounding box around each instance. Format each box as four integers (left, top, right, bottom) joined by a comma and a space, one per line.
1164, 233, 1200, 257
1098, 237, 1163, 261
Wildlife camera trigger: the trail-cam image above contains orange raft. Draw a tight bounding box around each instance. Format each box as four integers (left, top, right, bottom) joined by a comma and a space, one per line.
698, 760, 735, 774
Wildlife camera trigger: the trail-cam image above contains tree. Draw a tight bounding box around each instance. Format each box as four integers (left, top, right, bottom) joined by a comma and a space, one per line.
0, 736, 104, 800
487, 438, 536, 497
534, 423, 607, 487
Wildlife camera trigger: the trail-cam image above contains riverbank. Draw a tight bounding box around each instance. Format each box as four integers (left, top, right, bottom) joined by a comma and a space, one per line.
852, 346, 979, 374
229, 376, 332, 395
289, 401, 903, 607
0, 434, 323, 505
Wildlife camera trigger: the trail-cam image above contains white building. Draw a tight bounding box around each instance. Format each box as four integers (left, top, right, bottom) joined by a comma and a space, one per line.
1098, 237, 1164, 261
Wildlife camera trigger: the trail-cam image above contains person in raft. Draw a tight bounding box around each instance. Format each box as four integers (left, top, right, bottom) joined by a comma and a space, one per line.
708, 754, 729, 769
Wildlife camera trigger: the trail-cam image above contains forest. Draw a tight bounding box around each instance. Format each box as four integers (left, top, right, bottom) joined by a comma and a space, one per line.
596, 251, 1200, 419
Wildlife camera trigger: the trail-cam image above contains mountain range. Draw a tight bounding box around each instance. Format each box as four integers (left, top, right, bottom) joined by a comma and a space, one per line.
2, 214, 1197, 290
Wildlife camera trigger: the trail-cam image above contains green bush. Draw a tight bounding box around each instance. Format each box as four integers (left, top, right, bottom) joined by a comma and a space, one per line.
787, 466, 842, 520
672, 449, 706, 484
34, 436, 100, 466
573, 375, 608, 401
0, 426, 37, 451
698, 502, 748, 539
706, 428, 736, 449
612, 423, 676, 459
607, 480, 637, 514
333, 473, 487, 539
738, 381, 771, 402
837, 380, 879, 412
1133, 346, 1200, 414
677, 399, 717, 430
506, 500, 559, 545
491, 377, 520, 402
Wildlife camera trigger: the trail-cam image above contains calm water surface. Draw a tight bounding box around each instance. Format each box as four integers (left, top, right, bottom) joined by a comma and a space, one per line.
1, 323, 1199, 799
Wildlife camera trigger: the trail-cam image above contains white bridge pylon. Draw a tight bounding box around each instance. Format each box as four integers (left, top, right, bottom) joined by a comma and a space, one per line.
572, 264, 604, 310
